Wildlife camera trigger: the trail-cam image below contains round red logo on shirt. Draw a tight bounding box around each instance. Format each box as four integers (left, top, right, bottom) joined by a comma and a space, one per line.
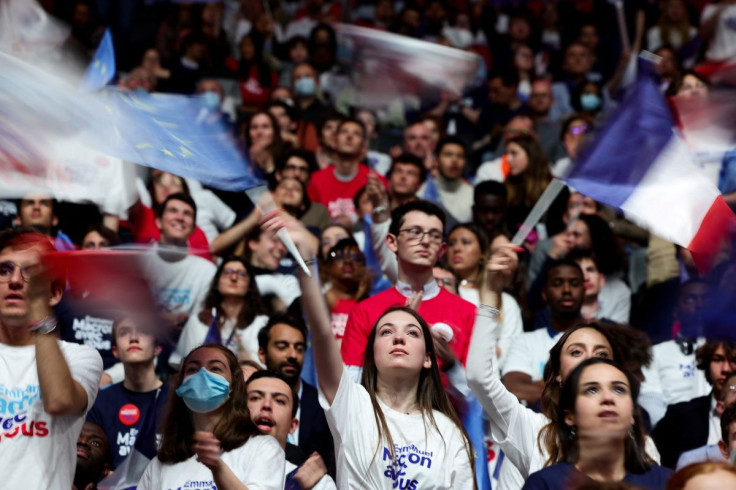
119, 404, 140, 426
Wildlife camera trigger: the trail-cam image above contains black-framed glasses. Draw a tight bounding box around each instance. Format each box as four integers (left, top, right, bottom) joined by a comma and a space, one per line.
222, 268, 249, 279
328, 250, 365, 264
0, 261, 38, 283
399, 227, 443, 244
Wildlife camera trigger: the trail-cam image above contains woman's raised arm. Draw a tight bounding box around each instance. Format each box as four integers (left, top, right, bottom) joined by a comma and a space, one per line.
261, 211, 344, 404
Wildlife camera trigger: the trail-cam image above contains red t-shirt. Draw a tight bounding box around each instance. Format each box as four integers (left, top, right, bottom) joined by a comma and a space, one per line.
129, 205, 213, 262
331, 298, 358, 339
307, 164, 387, 223
340, 287, 476, 369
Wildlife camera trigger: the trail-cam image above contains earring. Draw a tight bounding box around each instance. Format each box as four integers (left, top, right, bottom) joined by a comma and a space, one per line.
569, 426, 577, 440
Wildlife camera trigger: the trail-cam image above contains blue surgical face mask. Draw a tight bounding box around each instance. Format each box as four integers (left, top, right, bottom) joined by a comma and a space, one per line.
580, 93, 602, 112
176, 368, 230, 413
201, 91, 221, 112
294, 77, 316, 97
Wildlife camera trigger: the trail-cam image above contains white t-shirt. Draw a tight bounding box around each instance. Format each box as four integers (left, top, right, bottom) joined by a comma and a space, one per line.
170, 314, 269, 369
322, 369, 474, 489
191, 188, 237, 244
598, 276, 631, 324
640, 338, 710, 426
255, 273, 301, 309
702, 4, 736, 61
140, 248, 216, 317
0, 341, 102, 490
646, 25, 697, 51
474, 157, 505, 185
501, 327, 564, 381
138, 434, 285, 489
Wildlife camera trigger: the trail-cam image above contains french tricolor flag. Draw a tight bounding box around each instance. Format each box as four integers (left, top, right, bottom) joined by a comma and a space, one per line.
565, 60, 736, 274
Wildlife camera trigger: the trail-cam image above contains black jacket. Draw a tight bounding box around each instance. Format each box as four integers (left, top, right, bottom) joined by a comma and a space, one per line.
652, 394, 711, 468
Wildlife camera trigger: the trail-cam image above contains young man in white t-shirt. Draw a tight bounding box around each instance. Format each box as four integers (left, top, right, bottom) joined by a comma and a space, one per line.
501, 258, 585, 405
246, 371, 336, 489
0, 229, 102, 490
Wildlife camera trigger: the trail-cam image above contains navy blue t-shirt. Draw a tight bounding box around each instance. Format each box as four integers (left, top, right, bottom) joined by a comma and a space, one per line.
56, 294, 118, 369
522, 462, 673, 490
87, 381, 169, 468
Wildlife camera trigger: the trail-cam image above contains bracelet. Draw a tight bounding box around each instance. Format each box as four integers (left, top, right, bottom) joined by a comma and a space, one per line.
478, 304, 500, 321
29, 316, 57, 335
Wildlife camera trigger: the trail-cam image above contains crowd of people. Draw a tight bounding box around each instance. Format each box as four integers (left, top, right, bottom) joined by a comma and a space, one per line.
3, 0, 736, 489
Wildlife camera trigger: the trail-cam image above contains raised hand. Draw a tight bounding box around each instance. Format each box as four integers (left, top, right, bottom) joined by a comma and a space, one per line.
192, 431, 223, 470
293, 452, 329, 489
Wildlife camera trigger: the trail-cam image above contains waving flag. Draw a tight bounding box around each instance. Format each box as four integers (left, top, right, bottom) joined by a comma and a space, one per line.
80, 29, 115, 92
0, 52, 263, 193
566, 59, 736, 273
463, 397, 493, 490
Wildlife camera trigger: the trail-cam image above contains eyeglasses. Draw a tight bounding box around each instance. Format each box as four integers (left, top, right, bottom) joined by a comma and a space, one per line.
284, 163, 310, 174
328, 250, 365, 264
399, 227, 443, 244
222, 268, 249, 279
152, 173, 183, 187
0, 261, 38, 283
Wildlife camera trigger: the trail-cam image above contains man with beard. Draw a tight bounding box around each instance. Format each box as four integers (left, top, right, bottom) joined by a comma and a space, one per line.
73, 422, 112, 490
257, 314, 334, 469
501, 259, 585, 405
307, 118, 387, 224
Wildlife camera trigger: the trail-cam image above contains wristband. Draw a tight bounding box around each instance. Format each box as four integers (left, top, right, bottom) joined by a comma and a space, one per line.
478, 304, 500, 321
29, 316, 57, 335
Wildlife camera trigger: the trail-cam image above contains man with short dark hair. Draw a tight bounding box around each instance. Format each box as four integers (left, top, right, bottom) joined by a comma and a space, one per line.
134, 194, 216, 378
476, 70, 524, 141
569, 249, 626, 323
246, 371, 336, 489
141, 194, 215, 320
420, 136, 473, 225
257, 314, 333, 468
472, 180, 508, 242
653, 341, 736, 468
307, 118, 387, 224
341, 200, 477, 377
15, 193, 75, 251
551, 42, 597, 121
73, 421, 112, 490
501, 259, 585, 405
87, 316, 169, 468
675, 372, 736, 468
386, 153, 426, 209
0, 229, 102, 489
